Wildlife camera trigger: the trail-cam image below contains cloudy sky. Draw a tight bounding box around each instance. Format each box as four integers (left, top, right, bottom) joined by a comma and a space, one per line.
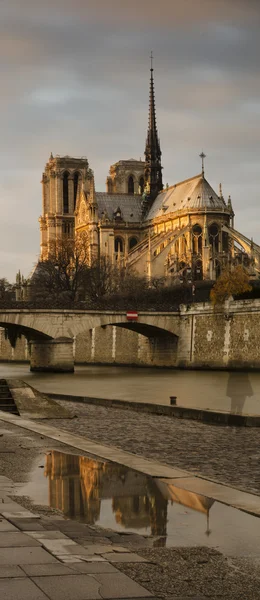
1, 0, 260, 280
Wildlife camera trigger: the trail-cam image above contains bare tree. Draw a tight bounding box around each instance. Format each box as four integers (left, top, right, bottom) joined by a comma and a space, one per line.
30, 234, 90, 304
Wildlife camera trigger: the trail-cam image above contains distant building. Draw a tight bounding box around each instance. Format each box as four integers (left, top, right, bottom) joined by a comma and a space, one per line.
38, 65, 260, 283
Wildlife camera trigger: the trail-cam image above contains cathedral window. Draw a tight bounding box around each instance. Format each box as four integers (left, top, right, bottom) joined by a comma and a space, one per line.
115, 237, 124, 253
192, 224, 202, 254
73, 172, 80, 210
63, 172, 69, 214
222, 231, 229, 253
139, 177, 145, 194
128, 176, 134, 194
209, 223, 219, 253
62, 222, 71, 236
129, 237, 138, 250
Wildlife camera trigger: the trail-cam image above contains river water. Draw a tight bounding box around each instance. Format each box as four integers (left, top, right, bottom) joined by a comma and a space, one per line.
0, 362, 259, 415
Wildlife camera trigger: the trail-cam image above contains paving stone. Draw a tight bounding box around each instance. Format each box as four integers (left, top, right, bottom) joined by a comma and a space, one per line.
113, 546, 134, 553
0, 578, 49, 599
43, 520, 88, 531
0, 565, 26, 578
81, 556, 107, 562
39, 538, 77, 555
56, 554, 83, 563
75, 543, 114, 554
101, 552, 148, 563
69, 562, 119, 574
8, 519, 44, 531
21, 563, 76, 576
67, 546, 98, 556
0, 547, 58, 565
72, 535, 111, 544
0, 501, 24, 512
2, 510, 40, 519
27, 530, 68, 540
0, 519, 18, 532
32, 574, 102, 599
0, 532, 41, 547
92, 572, 152, 598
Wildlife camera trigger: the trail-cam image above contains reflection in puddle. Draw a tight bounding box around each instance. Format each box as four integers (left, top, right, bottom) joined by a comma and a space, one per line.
45, 451, 168, 538
20, 450, 260, 556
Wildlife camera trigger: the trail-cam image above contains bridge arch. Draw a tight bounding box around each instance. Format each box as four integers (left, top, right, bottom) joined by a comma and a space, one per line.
104, 322, 178, 339
0, 321, 53, 345
0, 310, 181, 370
85, 319, 179, 368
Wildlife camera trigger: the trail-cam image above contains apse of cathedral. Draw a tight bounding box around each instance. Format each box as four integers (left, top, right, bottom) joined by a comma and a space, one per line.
39, 62, 260, 284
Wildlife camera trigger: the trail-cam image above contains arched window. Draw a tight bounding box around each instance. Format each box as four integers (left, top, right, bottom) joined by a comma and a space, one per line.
128, 176, 134, 194
222, 231, 229, 253
209, 223, 219, 253
139, 177, 144, 194
115, 237, 124, 253
63, 172, 69, 214
73, 172, 80, 210
192, 224, 202, 254
129, 237, 138, 250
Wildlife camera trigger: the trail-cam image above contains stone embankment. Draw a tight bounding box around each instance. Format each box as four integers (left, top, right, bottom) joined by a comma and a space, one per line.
49, 400, 260, 495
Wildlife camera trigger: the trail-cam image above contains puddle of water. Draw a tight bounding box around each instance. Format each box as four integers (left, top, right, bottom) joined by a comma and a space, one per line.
17, 450, 260, 557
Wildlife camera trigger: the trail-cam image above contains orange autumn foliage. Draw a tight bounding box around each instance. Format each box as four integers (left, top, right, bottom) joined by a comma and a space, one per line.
210, 266, 252, 305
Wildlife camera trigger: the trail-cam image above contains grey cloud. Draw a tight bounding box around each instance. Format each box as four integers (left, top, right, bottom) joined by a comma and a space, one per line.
3, 0, 260, 26
0, 0, 260, 279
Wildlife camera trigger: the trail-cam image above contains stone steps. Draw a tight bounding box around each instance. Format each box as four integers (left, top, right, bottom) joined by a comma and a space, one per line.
0, 380, 19, 415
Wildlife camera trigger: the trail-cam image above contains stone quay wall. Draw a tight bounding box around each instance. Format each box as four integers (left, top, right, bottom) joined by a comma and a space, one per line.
179, 298, 260, 370
1, 299, 260, 369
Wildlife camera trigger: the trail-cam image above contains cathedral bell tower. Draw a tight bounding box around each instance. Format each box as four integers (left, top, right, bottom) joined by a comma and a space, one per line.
39, 154, 90, 260
144, 54, 163, 204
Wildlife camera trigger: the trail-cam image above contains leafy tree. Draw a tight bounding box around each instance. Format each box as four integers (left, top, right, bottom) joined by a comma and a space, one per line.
210, 266, 252, 305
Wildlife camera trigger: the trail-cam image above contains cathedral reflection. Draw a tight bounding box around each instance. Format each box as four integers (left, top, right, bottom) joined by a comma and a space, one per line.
44, 451, 214, 540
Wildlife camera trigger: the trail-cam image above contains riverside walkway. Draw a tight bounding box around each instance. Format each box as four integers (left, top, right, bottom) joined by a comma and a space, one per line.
0, 411, 260, 598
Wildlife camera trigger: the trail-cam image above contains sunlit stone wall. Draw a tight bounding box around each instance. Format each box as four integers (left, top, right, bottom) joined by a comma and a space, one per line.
2, 300, 260, 369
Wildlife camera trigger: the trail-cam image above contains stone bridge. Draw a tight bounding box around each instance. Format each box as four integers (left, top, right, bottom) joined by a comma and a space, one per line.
0, 309, 180, 372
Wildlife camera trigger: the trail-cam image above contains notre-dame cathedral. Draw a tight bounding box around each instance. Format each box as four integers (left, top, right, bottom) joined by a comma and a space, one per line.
38, 64, 260, 284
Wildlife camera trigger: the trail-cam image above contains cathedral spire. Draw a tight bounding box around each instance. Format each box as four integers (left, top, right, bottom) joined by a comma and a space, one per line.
144, 53, 163, 203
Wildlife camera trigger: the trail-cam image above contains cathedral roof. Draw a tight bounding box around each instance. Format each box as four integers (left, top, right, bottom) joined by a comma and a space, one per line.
146, 174, 227, 220
96, 193, 142, 223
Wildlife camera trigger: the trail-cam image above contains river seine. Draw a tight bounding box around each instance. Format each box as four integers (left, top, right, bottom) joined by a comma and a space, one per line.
0, 362, 259, 415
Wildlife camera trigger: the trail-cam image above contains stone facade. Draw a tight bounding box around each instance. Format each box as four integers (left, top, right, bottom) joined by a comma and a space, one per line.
106, 159, 145, 195
3, 300, 260, 370
39, 155, 91, 260
36, 66, 260, 283
30, 338, 74, 372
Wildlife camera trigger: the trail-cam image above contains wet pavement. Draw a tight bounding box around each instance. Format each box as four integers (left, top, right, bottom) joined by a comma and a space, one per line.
1, 417, 260, 598
0, 363, 260, 415
47, 399, 260, 496
15, 450, 260, 558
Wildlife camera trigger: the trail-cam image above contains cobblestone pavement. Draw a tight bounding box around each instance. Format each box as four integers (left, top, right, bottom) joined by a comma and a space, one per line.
47, 401, 260, 495
116, 547, 260, 600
